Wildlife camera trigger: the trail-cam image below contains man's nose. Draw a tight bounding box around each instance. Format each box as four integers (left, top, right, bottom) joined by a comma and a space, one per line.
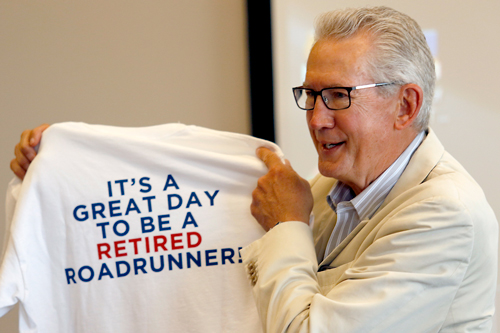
308, 97, 335, 130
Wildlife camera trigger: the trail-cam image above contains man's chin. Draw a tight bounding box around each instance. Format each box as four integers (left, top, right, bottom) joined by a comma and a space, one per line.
317, 162, 343, 180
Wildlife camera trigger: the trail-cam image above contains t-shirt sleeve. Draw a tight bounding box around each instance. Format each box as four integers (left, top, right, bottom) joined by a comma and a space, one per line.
0, 177, 24, 317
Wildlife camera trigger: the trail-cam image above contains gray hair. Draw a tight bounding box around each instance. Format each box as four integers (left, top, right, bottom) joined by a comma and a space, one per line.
314, 6, 435, 131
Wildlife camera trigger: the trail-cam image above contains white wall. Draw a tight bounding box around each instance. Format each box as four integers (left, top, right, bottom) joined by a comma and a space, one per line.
0, 1, 249, 331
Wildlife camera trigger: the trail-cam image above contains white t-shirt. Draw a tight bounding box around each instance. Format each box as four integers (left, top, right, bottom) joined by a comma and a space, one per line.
0, 122, 281, 332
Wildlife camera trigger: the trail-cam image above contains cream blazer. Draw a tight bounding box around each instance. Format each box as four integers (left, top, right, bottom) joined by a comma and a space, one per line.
241, 129, 498, 332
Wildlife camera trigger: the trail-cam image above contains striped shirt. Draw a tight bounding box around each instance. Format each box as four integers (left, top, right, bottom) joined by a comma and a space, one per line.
323, 131, 426, 260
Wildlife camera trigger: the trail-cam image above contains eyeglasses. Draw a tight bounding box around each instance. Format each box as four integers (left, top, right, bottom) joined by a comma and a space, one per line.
292, 82, 394, 111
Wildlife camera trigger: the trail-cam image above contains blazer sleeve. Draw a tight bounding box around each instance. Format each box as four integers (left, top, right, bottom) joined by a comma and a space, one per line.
240, 195, 478, 332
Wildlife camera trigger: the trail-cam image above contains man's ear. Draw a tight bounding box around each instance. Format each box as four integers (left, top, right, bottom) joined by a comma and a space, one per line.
394, 84, 423, 130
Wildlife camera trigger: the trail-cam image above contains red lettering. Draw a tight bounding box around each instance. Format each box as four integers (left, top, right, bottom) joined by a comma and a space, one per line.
187, 232, 202, 248
171, 233, 183, 250
154, 235, 168, 252
97, 232, 200, 259
97, 243, 111, 260
114, 240, 127, 257
128, 238, 141, 255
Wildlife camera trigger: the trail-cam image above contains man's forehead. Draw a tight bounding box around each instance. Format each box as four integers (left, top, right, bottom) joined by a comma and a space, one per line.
304, 35, 374, 87
309, 35, 374, 64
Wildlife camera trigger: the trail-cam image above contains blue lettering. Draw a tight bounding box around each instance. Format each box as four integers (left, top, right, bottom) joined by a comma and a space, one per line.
167, 194, 182, 210
73, 205, 88, 222
163, 174, 180, 191
98, 263, 114, 280
139, 177, 152, 193
142, 196, 155, 212
182, 212, 198, 228
221, 248, 235, 264
96, 222, 110, 239
65, 268, 76, 284
151, 255, 165, 272
115, 179, 128, 195
133, 258, 148, 275
92, 203, 106, 219
141, 216, 155, 233
158, 214, 171, 231
125, 198, 141, 215
186, 192, 202, 208
205, 249, 218, 266
78, 266, 94, 282
168, 253, 183, 270
109, 200, 122, 217
116, 261, 130, 277
204, 190, 219, 206
107, 181, 113, 197
113, 220, 130, 237
187, 251, 201, 268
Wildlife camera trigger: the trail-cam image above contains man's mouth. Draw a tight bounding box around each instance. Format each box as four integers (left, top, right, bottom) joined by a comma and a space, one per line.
324, 142, 344, 149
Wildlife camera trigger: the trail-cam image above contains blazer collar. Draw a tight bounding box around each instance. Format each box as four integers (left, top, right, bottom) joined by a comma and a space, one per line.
378, 128, 444, 212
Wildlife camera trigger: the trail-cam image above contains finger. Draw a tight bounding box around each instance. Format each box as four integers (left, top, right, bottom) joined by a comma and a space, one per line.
19, 129, 31, 148
256, 147, 284, 169
10, 159, 26, 180
14, 143, 32, 170
29, 123, 50, 147
18, 129, 37, 161
18, 123, 49, 161
19, 141, 37, 163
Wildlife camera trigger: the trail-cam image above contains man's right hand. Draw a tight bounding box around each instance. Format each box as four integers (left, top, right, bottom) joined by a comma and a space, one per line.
251, 147, 313, 231
10, 124, 50, 180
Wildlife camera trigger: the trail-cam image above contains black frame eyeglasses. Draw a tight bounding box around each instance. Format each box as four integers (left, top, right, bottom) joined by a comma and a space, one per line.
292, 82, 394, 111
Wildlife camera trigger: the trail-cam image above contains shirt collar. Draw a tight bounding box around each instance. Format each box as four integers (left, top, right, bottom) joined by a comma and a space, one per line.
327, 131, 426, 220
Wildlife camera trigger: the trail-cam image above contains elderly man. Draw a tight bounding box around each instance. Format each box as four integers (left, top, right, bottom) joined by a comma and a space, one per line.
242, 6, 498, 333
10, 6, 499, 333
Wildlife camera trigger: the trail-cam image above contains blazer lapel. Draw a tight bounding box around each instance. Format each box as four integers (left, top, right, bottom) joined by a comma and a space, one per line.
319, 219, 369, 270
310, 175, 338, 263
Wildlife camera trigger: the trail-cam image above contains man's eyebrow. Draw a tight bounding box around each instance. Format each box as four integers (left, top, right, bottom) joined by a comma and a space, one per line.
301, 83, 348, 89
